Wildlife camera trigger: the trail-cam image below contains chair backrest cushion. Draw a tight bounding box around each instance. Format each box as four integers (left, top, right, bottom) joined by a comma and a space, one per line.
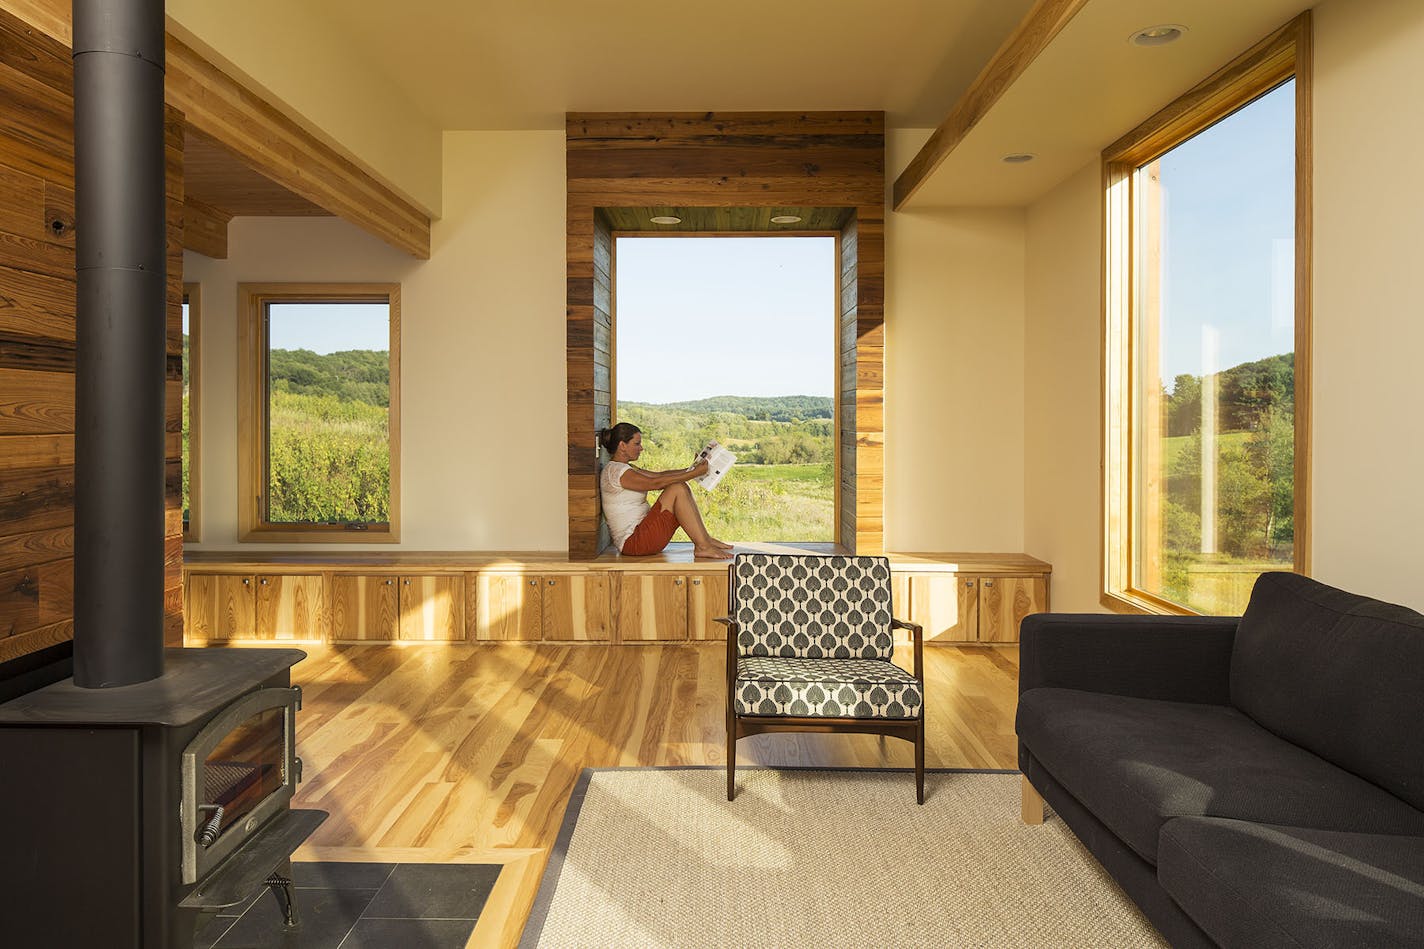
1232, 571, 1424, 810
731, 553, 894, 659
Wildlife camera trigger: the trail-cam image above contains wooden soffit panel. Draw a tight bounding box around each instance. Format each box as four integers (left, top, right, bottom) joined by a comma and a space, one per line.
602, 207, 852, 232
183, 130, 329, 217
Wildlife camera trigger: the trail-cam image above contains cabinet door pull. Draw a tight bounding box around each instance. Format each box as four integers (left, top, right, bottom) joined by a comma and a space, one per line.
674, 577, 683, 586
403, 579, 411, 586
384, 579, 393, 586
242, 578, 251, 586
692, 578, 701, 586
548, 579, 557, 587
259, 578, 269, 586
984, 580, 994, 588
528, 579, 538, 587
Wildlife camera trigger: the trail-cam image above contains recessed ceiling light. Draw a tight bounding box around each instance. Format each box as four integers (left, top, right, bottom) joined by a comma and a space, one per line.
770, 215, 803, 224
649, 215, 682, 225
1130, 24, 1187, 46
1001, 153, 1036, 164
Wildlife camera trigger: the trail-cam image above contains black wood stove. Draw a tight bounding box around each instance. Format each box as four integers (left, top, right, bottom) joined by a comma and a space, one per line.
0, 2, 324, 945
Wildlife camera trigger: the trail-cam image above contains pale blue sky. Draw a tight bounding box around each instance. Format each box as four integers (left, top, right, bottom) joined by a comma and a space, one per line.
267, 302, 389, 354
616, 237, 834, 403
1156, 79, 1295, 386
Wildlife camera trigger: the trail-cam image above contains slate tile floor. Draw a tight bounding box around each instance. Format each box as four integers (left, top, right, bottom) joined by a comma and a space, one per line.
195, 862, 501, 949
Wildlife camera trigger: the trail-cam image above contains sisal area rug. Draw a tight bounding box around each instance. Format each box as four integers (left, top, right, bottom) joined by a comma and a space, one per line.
521, 767, 1166, 948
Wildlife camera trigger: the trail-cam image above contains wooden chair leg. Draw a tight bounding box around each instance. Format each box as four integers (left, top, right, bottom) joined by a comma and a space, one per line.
915, 718, 925, 805
1021, 775, 1045, 825
726, 719, 736, 801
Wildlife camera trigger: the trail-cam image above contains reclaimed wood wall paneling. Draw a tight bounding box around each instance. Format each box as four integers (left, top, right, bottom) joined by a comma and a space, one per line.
567, 112, 884, 557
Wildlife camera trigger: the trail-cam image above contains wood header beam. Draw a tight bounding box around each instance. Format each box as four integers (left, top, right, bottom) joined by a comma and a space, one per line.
891, 0, 1089, 210
163, 33, 430, 258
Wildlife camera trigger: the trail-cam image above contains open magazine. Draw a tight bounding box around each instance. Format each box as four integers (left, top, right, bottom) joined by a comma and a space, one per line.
694, 440, 737, 491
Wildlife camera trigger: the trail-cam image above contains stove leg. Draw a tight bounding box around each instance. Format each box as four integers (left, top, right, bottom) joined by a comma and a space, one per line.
264, 874, 299, 929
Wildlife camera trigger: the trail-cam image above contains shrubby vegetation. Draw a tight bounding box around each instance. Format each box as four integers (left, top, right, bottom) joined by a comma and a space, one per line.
266, 348, 391, 524
619, 397, 835, 541
1157, 353, 1294, 611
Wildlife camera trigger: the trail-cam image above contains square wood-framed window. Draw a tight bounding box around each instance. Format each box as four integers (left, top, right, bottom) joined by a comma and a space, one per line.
1103, 14, 1312, 615
237, 283, 401, 543
182, 283, 201, 541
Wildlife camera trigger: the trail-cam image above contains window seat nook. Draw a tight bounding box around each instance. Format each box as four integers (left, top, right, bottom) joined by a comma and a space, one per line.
182, 550, 1049, 646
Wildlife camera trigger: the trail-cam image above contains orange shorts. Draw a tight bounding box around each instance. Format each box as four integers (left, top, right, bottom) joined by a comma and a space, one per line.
621, 503, 679, 556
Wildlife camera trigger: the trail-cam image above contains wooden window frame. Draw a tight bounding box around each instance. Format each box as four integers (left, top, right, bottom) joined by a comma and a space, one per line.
237, 283, 402, 543
1102, 14, 1312, 614
182, 283, 201, 542
609, 230, 844, 545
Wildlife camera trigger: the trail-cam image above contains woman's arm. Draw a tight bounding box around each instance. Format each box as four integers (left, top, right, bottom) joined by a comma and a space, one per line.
619, 459, 709, 492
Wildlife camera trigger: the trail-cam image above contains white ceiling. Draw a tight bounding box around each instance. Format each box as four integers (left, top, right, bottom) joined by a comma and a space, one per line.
899, 0, 1313, 208
293, 0, 1037, 130
288, 0, 1314, 208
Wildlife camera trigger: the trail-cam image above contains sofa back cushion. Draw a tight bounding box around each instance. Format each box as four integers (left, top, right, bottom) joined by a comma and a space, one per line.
1232, 571, 1424, 810
731, 553, 894, 659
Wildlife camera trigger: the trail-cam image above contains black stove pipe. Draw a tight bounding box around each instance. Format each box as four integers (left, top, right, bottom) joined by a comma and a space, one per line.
72, 0, 167, 688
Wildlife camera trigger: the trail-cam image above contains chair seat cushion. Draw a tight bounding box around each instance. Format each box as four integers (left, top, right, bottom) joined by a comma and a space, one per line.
735, 656, 922, 720
1158, 817, 1424, 949
1017, 688, 1424, 864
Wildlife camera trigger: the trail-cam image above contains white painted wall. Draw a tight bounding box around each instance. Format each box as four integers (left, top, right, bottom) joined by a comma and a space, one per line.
190, 127, 1033, 554
1023, 162, 1101, 612
885, 130, 1028, 553
1021, 0, 1424, 612
1310, 0, 1424, 609
186, 131, 568, 551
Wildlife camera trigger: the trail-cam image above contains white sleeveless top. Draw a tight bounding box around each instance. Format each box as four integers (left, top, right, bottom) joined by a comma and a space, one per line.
600, 461, 651, 551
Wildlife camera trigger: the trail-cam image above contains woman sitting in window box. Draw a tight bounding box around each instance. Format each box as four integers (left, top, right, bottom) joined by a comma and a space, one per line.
599, 422, 733, 559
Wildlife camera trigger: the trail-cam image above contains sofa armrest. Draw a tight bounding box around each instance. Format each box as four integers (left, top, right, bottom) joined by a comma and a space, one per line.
1019, 613, 1238, 705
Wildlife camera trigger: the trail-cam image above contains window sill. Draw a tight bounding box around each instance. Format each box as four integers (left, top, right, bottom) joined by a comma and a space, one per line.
240, 526, 400, 545
1100, 589, 1198, 616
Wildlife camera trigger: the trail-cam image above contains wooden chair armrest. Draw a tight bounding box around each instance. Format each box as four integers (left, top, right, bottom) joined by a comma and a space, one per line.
891, 617, 924, 682
713, 617, 738, 630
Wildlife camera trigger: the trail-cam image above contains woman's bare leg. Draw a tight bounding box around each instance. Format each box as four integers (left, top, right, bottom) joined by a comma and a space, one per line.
657, 483, 732, 558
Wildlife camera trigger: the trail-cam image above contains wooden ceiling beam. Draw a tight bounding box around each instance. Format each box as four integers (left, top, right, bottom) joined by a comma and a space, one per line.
891, 0, 1089, 211
182, 196, 231, 260
164, 32, 430, 259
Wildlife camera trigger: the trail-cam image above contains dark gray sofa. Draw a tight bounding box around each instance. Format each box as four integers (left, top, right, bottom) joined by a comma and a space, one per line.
1016, 571, 1424, 948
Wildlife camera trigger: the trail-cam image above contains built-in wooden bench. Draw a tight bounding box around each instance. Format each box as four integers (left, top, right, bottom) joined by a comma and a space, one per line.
183, 545, 1050, 647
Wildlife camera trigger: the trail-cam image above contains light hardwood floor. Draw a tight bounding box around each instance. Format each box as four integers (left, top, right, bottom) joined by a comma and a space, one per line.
289, 642, 1020, 946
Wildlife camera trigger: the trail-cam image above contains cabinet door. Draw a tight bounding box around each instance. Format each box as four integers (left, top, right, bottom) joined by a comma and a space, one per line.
688, 572, 729, 641
255, 574, 325, 641
543, 575, 612, 641
471, 573, 542, 641
399, 575, 465, 641
186, 574, 255, 641
907, 574, 978, 642
979, 576, 1046, 643
330, 575, 399, 641
617, 573, 688, 641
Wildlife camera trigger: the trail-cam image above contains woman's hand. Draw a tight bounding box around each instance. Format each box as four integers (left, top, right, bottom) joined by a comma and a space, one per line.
689, 458, 710, 478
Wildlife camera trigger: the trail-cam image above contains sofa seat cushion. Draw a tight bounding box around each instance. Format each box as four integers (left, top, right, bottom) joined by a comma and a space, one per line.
1159, 817, 1424, 949
1017, 688, 1424, 864
734, 656, 922, 719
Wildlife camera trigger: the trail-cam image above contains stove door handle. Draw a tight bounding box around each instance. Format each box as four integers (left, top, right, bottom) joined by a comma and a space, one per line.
196, 804, 225, 847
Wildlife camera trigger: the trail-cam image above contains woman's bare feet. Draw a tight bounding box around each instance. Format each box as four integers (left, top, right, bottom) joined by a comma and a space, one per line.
710, 537, 734, 550
693, 545, 734, 560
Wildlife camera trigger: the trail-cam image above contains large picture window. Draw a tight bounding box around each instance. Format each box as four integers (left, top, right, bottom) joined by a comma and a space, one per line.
613, 235, 837, 544
237, 284, 401, 542
1104, 17, 1311, 614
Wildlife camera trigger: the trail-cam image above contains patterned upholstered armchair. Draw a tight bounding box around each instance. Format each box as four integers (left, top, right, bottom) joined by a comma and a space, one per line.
717, 553, 925, 803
